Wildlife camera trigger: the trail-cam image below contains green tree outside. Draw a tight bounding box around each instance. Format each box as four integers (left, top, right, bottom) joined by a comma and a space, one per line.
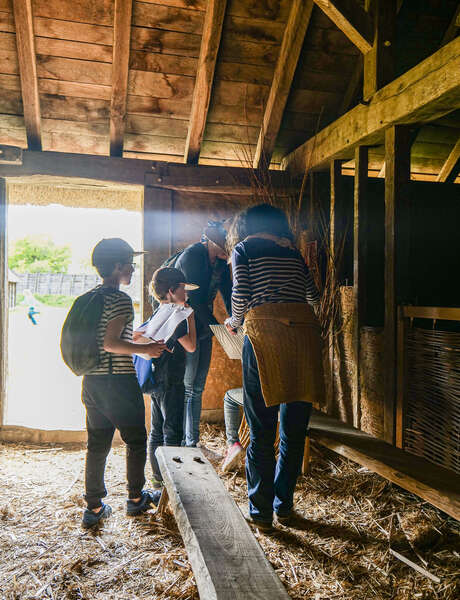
9, 236, 72, 273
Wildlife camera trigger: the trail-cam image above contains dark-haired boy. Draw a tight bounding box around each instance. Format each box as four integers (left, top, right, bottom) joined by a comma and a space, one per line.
81, 238, 166, 529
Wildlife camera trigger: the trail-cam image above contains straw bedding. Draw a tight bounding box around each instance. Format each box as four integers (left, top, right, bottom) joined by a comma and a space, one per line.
0, 424, 459, 599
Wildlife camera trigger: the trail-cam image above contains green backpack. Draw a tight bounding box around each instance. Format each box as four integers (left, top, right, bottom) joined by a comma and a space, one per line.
60, 288, 107, 376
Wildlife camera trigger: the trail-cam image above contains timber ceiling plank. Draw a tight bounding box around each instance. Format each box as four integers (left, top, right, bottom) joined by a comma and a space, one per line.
13, 0, 41, 150
253, 0, 314, 169
436, 137, 460, 182
313, 0, 374, 53
184, 0, 227, 164
282, 37, 460, 176
110, 0, 133, 157
30, 0, 114, 27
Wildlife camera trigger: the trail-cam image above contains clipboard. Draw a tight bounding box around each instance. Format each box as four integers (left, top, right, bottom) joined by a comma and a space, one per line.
209, 324, 244, 360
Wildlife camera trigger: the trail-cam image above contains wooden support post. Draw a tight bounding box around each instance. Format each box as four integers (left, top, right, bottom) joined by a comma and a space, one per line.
384, 125, 411, 445
363, 0, 397, 101
13, 0, 42, 151
0, 178, 6, 428
142, 185, 173, 320
353, 146, 368, 430
156, 487, 169, 516
302, 436, 311, 475
313, 0, 374, 53
110, 0, 133, 157
395, 307, 406, 449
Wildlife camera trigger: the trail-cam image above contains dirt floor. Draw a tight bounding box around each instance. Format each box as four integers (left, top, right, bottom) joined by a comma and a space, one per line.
0, 424, 459, 600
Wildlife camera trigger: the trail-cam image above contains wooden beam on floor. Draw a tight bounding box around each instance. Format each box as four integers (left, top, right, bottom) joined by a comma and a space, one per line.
308, 411, 460, 520
13, 0, 42, 151
363, 0, 397, 101
156, 446, 291, 599
184, 0, 226, 164
252, 0, 313, 169
383, 125, 411, 445
110, 0, 133, 157
281, 37, 460, 176
313, 0, 374, 53
436, 136, 460, 182
0, 178, 6, 428
352, 146, 368, 430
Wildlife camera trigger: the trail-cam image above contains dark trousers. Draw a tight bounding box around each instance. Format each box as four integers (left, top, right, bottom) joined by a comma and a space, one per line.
149, 380, 185, 481
242, 336, 312, 523
82, 374, 147, 509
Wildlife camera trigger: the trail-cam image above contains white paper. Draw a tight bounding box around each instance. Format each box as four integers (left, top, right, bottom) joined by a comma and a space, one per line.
135, 303, 193, 349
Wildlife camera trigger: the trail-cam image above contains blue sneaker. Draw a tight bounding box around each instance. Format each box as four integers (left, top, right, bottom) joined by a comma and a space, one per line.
126, 490, 161, 516
82, 503, 112, 529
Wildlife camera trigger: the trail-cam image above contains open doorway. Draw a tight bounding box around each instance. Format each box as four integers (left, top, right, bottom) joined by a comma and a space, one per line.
4, 180, 142, 433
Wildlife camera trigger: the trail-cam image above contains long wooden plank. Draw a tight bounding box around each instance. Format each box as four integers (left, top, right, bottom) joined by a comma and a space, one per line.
0, 177, 6, 427
184, 0, 227, 164
308, 411, 460, 520
281, 37, 460, 176
13, 0, 41, 150
383, 125, 411, 445
402, 305, 460, 321
252, 0, 313, 169
110, 0, 133, 157
436, 136, 460, 182
313, 0, 374, 53
156, 446, 291, 599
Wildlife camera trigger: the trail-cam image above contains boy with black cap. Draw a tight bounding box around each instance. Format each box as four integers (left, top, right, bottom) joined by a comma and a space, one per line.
81, 238, 166, 529
175, 221, 232, 447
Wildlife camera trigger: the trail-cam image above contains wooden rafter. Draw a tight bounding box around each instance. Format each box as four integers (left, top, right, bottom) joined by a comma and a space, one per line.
184, 0, 227, 165
253, 0, 313, 170
110, 0, 133, 157
441, 3, 460, 47
281, 37, 460, 176
436, 137, 460, 182
313, 0, 374, 53
13, 0, 41, 151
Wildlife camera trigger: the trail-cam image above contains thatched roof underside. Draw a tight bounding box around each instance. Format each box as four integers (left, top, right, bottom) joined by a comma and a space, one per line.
0, 0, 459, 179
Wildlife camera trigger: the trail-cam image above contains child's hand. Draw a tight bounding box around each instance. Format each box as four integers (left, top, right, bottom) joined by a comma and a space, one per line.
145, 340, 167, 358
132, 331, 143, 341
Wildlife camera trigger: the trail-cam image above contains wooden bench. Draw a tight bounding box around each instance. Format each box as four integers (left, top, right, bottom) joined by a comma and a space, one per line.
155, 447, 291, 600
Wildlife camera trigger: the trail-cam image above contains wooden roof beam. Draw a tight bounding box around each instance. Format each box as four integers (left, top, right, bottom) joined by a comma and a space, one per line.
253, 0, 313, 170
110, 0, 133, 157
436, 137, 460, 182
13, 0, 41, 151
184, 0, 227, 165
281, 37, 460, 176
313, 0, 374, 53
441, 3, 460, 47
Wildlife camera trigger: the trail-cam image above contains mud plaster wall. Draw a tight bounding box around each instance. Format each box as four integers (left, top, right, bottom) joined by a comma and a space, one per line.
329, 287, 384, 438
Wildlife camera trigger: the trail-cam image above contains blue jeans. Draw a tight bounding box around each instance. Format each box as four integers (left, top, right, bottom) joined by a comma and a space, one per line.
149, 381, 185, 481
224, 388, 243, 445
242, 336, 312, 523
183, 334, 213, 446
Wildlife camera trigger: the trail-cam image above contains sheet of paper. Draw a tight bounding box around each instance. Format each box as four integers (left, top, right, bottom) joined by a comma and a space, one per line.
136, 303, 193, 343
209, 324, 244, 360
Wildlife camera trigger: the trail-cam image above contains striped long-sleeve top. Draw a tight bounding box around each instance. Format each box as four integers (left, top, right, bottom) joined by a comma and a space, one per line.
228, 237, 320, 329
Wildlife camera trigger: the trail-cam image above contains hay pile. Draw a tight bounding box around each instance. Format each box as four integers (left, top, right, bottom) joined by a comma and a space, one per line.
1, 424, 459, 599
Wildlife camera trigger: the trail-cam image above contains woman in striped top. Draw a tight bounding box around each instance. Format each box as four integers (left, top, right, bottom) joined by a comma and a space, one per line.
225, 204, 323, 530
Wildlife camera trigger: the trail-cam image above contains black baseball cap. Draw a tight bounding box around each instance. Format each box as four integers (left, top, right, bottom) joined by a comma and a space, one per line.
91, 238, 147, 267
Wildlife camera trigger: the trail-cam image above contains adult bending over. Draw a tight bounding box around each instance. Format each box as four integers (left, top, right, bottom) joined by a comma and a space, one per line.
225, 204, 323, 531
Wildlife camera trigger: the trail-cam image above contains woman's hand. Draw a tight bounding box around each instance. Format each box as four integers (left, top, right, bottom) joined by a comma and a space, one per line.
132, 331, 143, 341
145, 340, 167, 358
225, 318, 237, 336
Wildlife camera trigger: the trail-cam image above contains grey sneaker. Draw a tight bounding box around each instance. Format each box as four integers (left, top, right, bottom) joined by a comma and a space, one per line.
151, 476, 164, 490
